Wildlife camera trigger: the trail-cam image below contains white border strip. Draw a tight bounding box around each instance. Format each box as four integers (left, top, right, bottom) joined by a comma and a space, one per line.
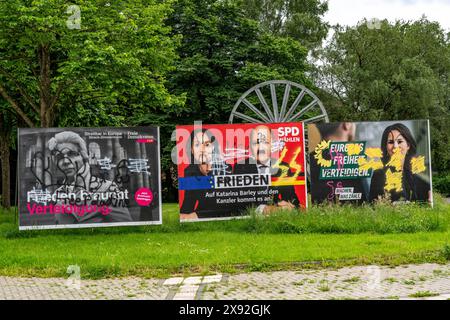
17, 128, 21, 226
157, 126, 163, 224
180, 215, 250, 223
302, 122, 308, 209
19, 220, 161, 231
427, 119, 434, 208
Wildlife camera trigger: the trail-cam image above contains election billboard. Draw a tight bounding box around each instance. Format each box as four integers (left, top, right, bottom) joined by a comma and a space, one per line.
308, 120, 433, 206
176, 123, 308, 221
18, 127, 162, 230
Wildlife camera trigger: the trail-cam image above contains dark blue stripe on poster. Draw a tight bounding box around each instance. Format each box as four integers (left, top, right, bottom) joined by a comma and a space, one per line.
178, 176, 214, 190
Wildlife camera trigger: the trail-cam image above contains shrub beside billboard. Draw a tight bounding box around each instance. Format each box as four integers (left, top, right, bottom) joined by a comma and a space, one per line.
18, 127, 162, 230
308, 120, 433, 206
176, 123, 308, 221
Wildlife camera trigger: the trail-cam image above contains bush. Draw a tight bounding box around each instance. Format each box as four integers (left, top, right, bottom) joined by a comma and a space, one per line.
1, 196, 449, 237
442, 243, 450, 261
434, 173, 450, 196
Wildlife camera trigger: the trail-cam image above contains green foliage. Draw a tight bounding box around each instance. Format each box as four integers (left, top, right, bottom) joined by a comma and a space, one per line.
408, 291, 439, 298
0, 0, 183, 128
0, 0, 327, 204
239, 0, 329, 49
0, 0, 186, 205
442, 243, 450, 260
131, 0, 314, 199
3, 195, 449, 237
239, 195, 450, 235
433, 173, 450, 196
165, 0, 310, 125
317, 18, 450, 172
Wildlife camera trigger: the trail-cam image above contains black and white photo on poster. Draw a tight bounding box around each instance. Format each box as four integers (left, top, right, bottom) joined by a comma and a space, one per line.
18, 127, 162, 230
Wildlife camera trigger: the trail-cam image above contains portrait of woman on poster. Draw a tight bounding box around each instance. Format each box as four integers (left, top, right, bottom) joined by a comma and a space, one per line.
47, 131, 132, 224
180, 128, 232, 220
369, 123, 431, 204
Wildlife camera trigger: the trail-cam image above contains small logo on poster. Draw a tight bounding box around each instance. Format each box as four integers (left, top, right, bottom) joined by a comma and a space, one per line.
135, 188, 153, 206
137, 139, 155, 143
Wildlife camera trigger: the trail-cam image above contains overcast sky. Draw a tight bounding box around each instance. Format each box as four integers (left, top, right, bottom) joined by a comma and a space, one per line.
324, 0, 450, 31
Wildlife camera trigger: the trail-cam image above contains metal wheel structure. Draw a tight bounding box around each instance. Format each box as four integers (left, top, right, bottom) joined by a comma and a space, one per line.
229, 80, 329, 125
228, 80, 330, 180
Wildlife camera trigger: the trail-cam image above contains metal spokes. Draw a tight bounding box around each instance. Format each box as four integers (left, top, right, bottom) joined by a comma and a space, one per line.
229, 80, 329, 124
229, 80, 330, 181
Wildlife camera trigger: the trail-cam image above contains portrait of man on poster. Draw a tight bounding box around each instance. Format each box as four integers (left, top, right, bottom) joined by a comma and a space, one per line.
234, 125, 300, 214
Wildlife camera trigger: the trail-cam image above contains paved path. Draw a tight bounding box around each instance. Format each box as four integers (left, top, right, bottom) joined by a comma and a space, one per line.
1, 263, 449, 300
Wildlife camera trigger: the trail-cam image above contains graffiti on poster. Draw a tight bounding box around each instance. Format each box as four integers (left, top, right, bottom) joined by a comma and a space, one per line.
308, 120, 433, 205
18, 127, 162, 230
175, 123, 308, 221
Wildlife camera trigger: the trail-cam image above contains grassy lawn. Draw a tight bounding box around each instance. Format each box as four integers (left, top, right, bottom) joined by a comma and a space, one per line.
0, 196, 449, 279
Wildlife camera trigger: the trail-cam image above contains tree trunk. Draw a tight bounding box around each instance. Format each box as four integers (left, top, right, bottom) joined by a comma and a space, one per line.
39, 44, 52, 128
0, 145, 11, 209
0, 115, 11, 209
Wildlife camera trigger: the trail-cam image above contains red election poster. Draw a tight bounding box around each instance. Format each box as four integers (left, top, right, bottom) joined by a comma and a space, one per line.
176, 122, 307, 221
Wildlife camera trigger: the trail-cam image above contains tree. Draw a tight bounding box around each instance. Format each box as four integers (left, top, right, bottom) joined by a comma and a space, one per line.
316, 18, 450, 172
0, 108, 17, 209
239, 0, 329, 50
166, 0, 311, 123
132, 0, 314, 200
0, 0, 183, 207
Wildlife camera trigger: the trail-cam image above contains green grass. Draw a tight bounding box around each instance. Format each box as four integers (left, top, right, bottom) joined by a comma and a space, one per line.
343, 276, 361, 283
0, 195, 449, 279
318, 283, 330, 292
408, 291, 439, 298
